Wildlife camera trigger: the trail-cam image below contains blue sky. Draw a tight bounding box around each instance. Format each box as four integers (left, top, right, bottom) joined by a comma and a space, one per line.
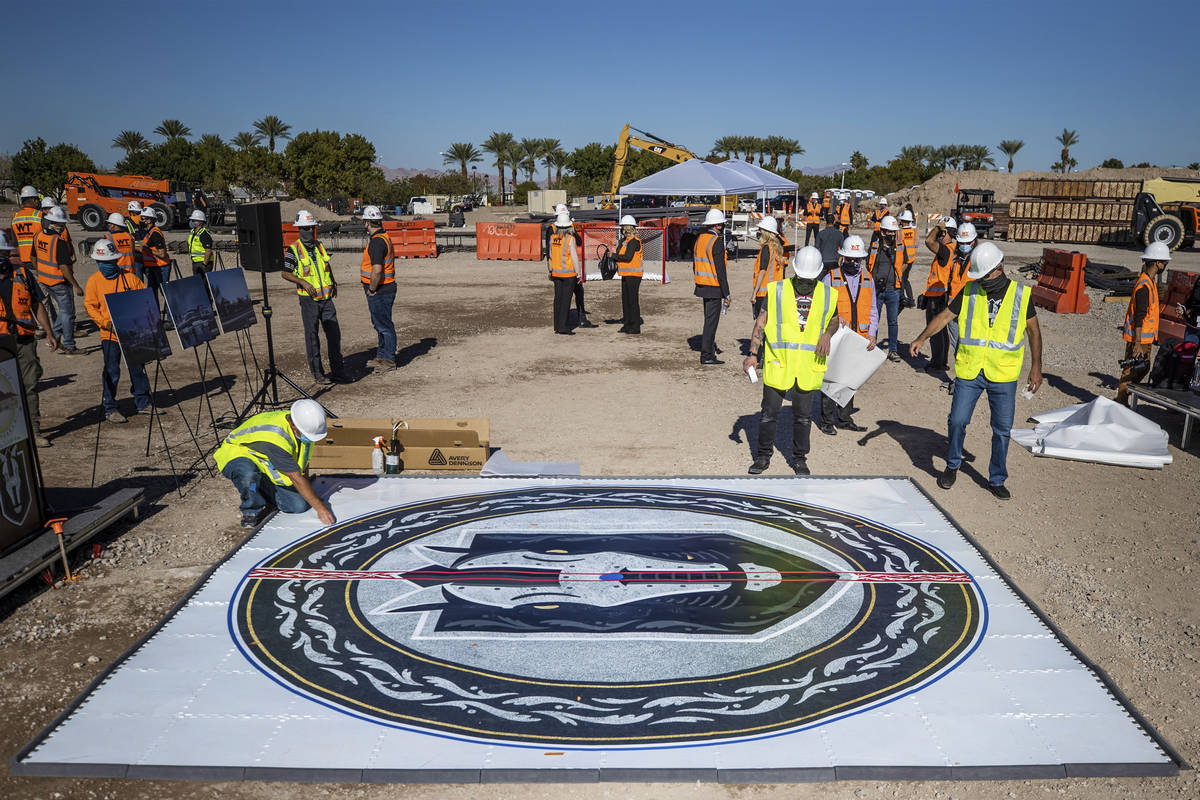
8, 0, 1197, 174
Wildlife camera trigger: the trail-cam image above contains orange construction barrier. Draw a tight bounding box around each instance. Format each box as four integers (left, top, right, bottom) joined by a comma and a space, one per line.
281, 223, 299, 248
475, 221, 544, 260
1159, 270, 1199, 342
1032, 248, 1090, 313
382, 219, 437, 259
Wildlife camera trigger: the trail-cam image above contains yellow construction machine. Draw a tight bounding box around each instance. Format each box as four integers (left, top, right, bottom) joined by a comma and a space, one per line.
602, 125, 697, 208
1132, 177, 1200, 250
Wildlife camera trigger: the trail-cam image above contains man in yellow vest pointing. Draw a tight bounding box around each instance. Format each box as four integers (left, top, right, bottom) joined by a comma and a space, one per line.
909, 242, 1043, 499
282, 210, 346, 385
214, 399, 336, 529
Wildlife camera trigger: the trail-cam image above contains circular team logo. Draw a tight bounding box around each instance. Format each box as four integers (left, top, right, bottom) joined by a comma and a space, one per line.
232, 486, 984, 747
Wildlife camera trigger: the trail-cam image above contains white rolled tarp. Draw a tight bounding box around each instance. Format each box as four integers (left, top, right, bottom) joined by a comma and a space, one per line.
820, 327, 888, 407
1010, 397, 1172, 469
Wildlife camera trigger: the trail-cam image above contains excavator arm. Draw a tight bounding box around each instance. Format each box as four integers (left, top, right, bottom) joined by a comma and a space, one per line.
604, 125, 696, 207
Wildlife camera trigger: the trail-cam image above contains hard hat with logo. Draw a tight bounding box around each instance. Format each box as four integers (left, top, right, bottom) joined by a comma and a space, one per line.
837, 234, 868, 259
40, 197, 57, 209
295, 209, 318, 227
810, 192, 819, 200
956, 222, 978, 243
189, 209, 207, 223
880, 215, 900, 232
966, 241, 1004, 280
618, 215, 636, 227
43, 206, 68, 225
554, 211, 572, 228
1141, 241, 1172, 262
755, 216, 779, 235
20, 186, 38, 200
879, 198, 889, 206
361, 205, 383, 221
0, 230, 13, 251
107, 212, 126, 227
91, 239, 121, 261
127, 200, 144, 214
791, 246, 824, 279
290, 399, 328, 442
702, 208, 726, 227
898, 209, 914, 223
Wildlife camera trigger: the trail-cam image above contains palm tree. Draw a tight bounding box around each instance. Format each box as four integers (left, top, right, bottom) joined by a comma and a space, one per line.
443, 142, 482, 178
1056, 129, 1079, 173
253, 115, 292, 153
112, 130, 149, 156
962, 145, 995, 170
781, 138, 804, 171
505, 142, 523, 191
712, 136, 737, 159
518, 138, 541, 182
481, 131, 515, 200
550, 149, 569, 188
732, 135, 752, 161
540, 138, 562, 187
154, 119, 191, 141
763, 135, 786, 170
232, 131, 262, 150
997, 140, 1025, 173
198, 133, 225, 150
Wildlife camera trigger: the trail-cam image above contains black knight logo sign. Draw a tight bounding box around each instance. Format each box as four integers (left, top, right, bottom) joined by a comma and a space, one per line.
0, 445, 32, 527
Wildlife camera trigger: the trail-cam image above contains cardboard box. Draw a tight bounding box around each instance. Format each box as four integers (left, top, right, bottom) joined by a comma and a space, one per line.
310, 418, 489, 472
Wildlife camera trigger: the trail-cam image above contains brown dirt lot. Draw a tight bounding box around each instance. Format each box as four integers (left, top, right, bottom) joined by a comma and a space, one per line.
1, 208, 1198, 800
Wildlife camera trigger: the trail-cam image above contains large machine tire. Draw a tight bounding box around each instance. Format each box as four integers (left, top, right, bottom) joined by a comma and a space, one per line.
1143, 214, 1184, 250
149, 202, 173, 229
79, 204, 105, 231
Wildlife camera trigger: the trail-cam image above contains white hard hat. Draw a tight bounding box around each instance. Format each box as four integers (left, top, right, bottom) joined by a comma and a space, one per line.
703, 208, 726, 226
189, 209, 207, 223
942, 216, 958, 230
837, 235, 868, 259
898, 209, 914, 223
880, 215, 899, 232
20, 186, 38, 200
956, 222, 978, 243
289, 399, 327, 442
40, 197, 57, 209
810, 192, 819, 200
755, 216, 779, 235
43, 206, 68, 225
618, 215, 636, 227
879, 198, 889, 206
295, 209, 318, 227
554, 211, 572, 228
0, 230, 13, 251
91, 239, 121, 261
107, 212, 126, 227
127, 200, 144, 213
361, 205, 383, 221
966, 241, 1004, 280
554, 203, 568, 215
1141, 241, 1172, 262
791, 246, 824, 279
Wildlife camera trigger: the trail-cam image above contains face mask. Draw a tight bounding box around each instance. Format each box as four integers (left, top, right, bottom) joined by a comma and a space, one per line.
979, 272, 1007, 292
793, 276, 818, 295
190, 221, 199, 229
958, 242, 974, 257
297, 433, 314, 444
299, 228, 316, 244
99, 261, 122, 279
841, 259, 861, 275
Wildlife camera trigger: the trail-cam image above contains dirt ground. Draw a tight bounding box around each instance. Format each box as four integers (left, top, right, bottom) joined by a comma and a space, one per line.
1, 207, 1198, 800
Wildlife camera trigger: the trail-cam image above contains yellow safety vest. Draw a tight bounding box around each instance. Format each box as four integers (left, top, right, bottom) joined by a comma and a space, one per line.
289, 239, 334, 300
188, 226, 210, 265
213, 410, 311, 487
763, 279, 837, 392
954, 281, 1031, 383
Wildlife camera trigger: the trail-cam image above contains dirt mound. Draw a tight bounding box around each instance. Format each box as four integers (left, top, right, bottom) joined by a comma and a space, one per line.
279, 198, 343, 222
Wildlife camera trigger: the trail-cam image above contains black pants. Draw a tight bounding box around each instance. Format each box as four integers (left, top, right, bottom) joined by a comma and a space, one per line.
700, 297, 722, 359
804, 224, 819, 246
620, 276, 641, 332
924, 293, 949, 369
573, 278, 587, 318
751, 296, 766, 360
821, 392, 853, 426
756, 384, 815, 463
298, 297, 343, 379
553, 277, 576, 332
900, 264, 915, 305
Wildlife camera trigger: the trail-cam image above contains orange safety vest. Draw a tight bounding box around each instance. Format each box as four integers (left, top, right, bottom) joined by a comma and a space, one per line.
692, 231, 720, 287
105, 230, 136, 271
867, 239, 903, 290
548, 230, 579, 278
871, 208, 888, 232
924, 242, 956, 296
752, 238, 786, 298
616, 234, 643, 278
948, 251, 971, 299
140, 225, 170, 268
827, 266, 876, 336
33, 231, 66, 286
804, 200, 822, 225
0, 267, 39, 336
360, 230, 396, 285
1123, 273, 1160, 344
900, 227, 917, 265
11, 207, 42, 264
837, 203, 851, 228
821, 195, 831, 213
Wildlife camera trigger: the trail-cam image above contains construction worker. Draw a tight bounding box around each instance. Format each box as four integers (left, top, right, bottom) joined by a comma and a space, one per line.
867, 216, 903, 362
941, 221, 978, 389
803, 192, 822, 246
138, 209, 172, 306
10, 186, 43, 265
921, 217, 959, 373
819, 236, 875, 434
821, 190, 832, 218
548, 211, 581, 335
282, 210, 345, 385
1116, 242, 1169, 406
213, 398, 336, 529
104, 213, 137, 274
815, 214, 844, 278
897, 209, 918, 307
360, 205, 397, 367
836, 197, 852, 235
187, 210, 214, 276
869, 198, 889, 247
909, 241, 1043, 499
34, 206, 84, 355
0, 230, 57, 446
751, 216, 787, 322
545, 203, 594, 328
125, 201, 143, 238
744, 246, 840, 475
84, 240, 151, 423
615, 215, 643, 334
693, 208, 731, 364
39, 197, 74, 265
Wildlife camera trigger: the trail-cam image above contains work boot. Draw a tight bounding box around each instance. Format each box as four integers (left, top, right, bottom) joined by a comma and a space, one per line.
937, 467, 957, 489
747, 457, 770, 475
372, 357, 395, 370
887, 352, 901, 363
106, 411, 128, 424
240, 508, 269, 529
314, 375, 333, 386
35, 432, 51, 448
700, 356, 724, 365
839, 419, 867, 432
816, 422, 837, 436
791, 459, 810, 475
987, 483, 1012, 500
578, 317, 598, 329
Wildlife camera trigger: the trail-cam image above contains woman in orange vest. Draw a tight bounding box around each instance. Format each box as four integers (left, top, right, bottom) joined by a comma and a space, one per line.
818, 235, 876, 434
921, 217, 958, 373
1116, 243, 1168, 405
359, 206, 397, 368
548, 211, 581, 335
614, 215, 643, 334
836, 201, 852, 235
0, 230, 58, 445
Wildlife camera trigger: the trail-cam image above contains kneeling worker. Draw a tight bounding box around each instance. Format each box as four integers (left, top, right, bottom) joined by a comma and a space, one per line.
743, 246, 840, 476
819, 235, 875, 434
214, 398, 336, 529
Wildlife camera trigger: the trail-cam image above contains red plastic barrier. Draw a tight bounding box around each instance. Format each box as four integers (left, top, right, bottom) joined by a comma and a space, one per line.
1160, 270, 1199, 342
281, 223, 299, 249
382, 219, 436, 259
475, 221, 544, 260
1031, 248, 1089, 313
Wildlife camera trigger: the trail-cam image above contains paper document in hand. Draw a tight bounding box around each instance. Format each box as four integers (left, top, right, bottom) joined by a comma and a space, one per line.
821, 326, 888, 407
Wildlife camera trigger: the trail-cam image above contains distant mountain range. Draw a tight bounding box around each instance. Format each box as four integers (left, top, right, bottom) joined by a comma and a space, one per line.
373, 164, 445, 181
796, 165, 848, 177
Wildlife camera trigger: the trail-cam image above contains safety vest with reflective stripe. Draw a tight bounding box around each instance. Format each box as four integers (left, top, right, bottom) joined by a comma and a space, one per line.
106, 230, 136, 271
827, 267, 875, 335
955, 281, 1031, 383
949, 252, 971, 299
188, 226, 210, 265
0, 268, 39, 336
141, 225, 170, 268
693, 231, 720, 287
837, 203, 851, 228
548, 230, 579, 278
871, 208, 887, 232
616, 234, 643, 278
763, 279, 837, 392
213, 409, 311, 488
33, 231, 66, 286
360, 231, 395, 285
289, 239, 335, 299
125, 217, 138, 238
804, 200, 822, 225
11, 207, 42, 264
900, 226, 917, 266
752, 238, 786, 298
1122, 272, 1160, 344
924, 242, 956, 296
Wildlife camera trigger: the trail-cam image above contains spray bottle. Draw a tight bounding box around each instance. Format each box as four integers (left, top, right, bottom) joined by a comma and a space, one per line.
371, 436, 386, 476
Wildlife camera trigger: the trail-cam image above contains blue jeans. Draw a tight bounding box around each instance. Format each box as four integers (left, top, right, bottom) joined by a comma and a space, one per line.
220, 456, 310, 516
946, 371, 1017, 486
365, 285, 397, 360
877, 288, 901, 352
101, 339, 150, 414
44, 283, 77, 350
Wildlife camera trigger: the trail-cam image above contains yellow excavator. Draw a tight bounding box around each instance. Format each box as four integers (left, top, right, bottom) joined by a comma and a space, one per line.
602, 124, 697, 208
